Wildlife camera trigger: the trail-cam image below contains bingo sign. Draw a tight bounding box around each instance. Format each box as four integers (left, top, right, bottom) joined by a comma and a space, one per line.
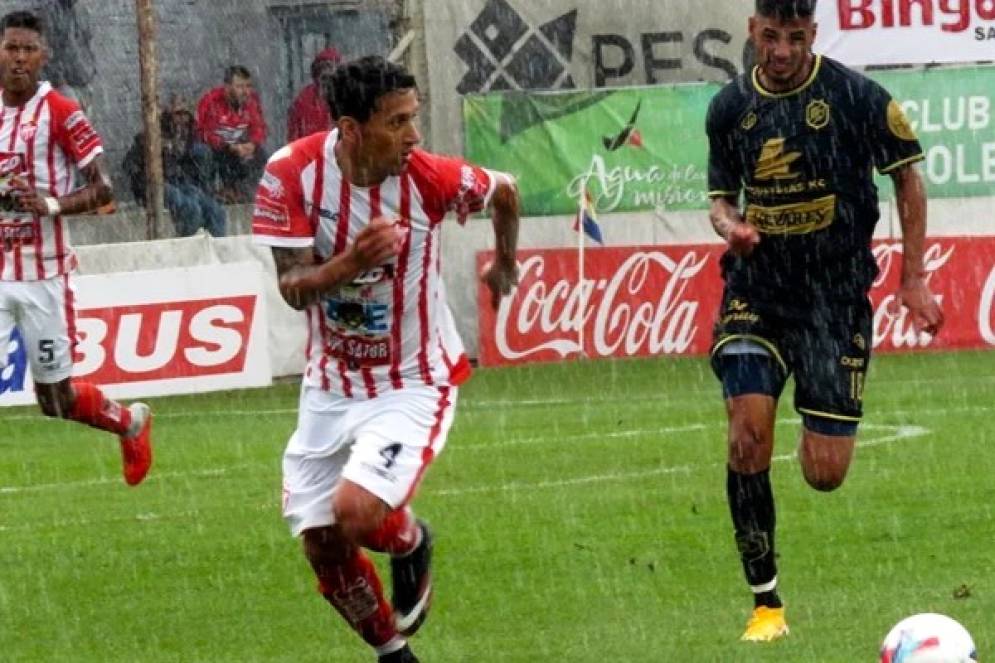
477, 237, 995, 366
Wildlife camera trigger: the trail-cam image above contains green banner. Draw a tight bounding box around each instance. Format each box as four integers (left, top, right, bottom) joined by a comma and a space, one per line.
463, 65, 995, 217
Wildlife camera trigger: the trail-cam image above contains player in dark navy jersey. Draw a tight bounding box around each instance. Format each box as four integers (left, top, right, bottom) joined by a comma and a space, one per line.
705, 0, 944, 642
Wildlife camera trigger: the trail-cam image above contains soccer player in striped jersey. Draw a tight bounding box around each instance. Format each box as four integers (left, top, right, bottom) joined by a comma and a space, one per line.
253, 56, 519, 662
0, 10, 152, 486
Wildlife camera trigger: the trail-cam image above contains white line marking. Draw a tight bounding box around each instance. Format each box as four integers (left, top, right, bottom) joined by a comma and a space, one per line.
433, 424, 930, 497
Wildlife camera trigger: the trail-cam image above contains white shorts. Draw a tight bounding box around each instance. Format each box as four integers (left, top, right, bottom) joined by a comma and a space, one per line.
0, 275, 77, 384
282, 383, 458, 537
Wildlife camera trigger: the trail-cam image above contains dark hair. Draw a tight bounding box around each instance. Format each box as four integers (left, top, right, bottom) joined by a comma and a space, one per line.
755, 0, 816, 19
224, 65, 251, 83
1, 10, 45, 37
324, 56, 416, 124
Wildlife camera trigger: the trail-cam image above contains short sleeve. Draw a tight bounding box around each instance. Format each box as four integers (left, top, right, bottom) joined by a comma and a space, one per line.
49, 94, 103, 168
706, 92, 742, 198
251, 147, 313, 247
409, 151, 498, 224
867, 83, 925, 175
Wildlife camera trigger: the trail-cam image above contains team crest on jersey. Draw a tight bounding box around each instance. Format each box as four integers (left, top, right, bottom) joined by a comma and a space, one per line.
805, 100, 830, 130
887, 100, 918, 141
853, 333, 866, 351
19, 122, 38, 142
740, 111, 758, 131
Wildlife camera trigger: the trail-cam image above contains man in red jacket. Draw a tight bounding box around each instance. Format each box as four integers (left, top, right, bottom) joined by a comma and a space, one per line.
287, 47, 341, 142
195, 65, 268, 202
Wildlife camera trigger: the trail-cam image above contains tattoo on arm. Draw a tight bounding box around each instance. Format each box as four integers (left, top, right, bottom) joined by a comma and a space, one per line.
56, 156, 114, 214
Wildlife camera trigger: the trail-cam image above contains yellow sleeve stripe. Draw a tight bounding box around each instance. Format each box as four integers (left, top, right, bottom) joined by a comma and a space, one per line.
708, 189, 740, 198
797, 407, 862, 423
879, 153, 925, 174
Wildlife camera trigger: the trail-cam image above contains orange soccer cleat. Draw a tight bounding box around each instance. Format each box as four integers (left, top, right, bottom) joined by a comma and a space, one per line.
741, 606, 789, 642
119, 403, 153, 486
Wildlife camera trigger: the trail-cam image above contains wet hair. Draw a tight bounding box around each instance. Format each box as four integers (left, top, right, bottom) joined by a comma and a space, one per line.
755, 0, 816, 20
325, 56, 416, 124
224, 65, 251, 83
1, 10, 45, 37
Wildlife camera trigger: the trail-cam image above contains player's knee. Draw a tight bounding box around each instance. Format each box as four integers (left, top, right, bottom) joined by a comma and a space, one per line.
728, 424, 773, 471
302, 526, 354, 570
35, 387, 71, 419
332, 490, 385, 545
803, 468, 847, 492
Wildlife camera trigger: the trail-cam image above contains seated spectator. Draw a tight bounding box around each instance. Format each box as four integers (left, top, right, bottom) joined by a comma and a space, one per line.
123, 96, 227, 237
195, 65, 267, 202
286, 47, 341, 142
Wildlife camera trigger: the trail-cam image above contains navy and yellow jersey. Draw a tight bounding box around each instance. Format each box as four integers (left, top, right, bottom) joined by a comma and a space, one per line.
706, 54, 924, 303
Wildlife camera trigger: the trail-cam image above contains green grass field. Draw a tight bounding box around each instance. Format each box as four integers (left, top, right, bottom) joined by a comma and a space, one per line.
2, 351, 994, 662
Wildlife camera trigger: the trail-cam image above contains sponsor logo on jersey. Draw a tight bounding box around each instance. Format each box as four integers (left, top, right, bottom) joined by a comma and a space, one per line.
753, 138, 802, 181
745, 194, 837, 235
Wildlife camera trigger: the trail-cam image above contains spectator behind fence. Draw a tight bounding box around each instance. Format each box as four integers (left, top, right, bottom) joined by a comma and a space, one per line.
123, 96, 227, 237
195, 65, 267, 202
286, 46, 341, 142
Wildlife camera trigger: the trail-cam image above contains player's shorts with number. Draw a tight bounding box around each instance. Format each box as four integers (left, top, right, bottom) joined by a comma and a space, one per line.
0, 275, 77, 383
281, 383, 458, 536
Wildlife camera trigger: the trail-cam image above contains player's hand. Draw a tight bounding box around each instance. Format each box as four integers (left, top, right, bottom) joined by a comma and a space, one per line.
9, 176, 48, 215
726, 221, 760, 257
347, 216, 405, 273
480, 259, 519, 310
895, 276, 944, 336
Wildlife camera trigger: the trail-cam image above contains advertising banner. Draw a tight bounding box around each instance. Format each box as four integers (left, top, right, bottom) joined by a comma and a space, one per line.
464, 65, 995, 217
424, 0, 752, 154
477, 237, 995, 366
814, 0, 995, 66
0, 262, 271, 407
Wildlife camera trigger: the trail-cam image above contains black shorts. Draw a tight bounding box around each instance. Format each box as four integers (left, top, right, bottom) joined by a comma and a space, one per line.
710, 291, 872, 422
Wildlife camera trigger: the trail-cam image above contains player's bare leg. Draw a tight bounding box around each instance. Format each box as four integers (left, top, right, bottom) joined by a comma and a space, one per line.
726, 394, 788, 641
301, 481, 429, 661
798, 429, 856, 491
335, 482, 434, 638
35, 377, 152, 485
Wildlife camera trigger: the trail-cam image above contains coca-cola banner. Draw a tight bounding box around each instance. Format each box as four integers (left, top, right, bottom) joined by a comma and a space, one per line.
0, 263, 272, 407
814, 0, 995, 66
477, 237, 995, 366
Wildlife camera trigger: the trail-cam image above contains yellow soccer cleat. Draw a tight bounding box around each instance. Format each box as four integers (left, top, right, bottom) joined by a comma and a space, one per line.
741, 606, 789, 642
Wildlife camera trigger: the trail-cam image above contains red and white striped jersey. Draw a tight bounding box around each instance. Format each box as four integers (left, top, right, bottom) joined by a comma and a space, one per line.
0, 82, 103, 281
252, 130, 501, 399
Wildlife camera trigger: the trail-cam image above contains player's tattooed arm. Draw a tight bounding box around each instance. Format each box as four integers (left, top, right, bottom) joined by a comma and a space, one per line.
480, 175, 520, 310
272, 247, 319, 310
275, 219, 403, 310
12, 154, 113, 216
709, 196, 758, 257
891, 164, 944, 335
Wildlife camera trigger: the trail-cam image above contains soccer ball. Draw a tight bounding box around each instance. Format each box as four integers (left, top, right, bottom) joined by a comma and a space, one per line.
880, 613, 978, 663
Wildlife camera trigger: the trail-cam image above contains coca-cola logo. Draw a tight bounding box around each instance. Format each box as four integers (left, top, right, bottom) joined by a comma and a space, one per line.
871, 242, 953, 349
494, 250, 710, 360
74, 297, 257, 384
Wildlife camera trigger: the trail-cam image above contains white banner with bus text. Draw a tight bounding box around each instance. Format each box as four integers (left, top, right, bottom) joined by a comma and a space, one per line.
814, 0, 995, 66
0, 262, 272, 407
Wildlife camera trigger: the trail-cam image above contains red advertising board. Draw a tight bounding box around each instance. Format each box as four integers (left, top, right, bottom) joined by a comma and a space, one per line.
477, 237, 995, 366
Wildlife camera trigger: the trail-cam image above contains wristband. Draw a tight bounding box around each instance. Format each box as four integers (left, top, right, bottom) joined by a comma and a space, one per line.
44, 196, 61, 216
